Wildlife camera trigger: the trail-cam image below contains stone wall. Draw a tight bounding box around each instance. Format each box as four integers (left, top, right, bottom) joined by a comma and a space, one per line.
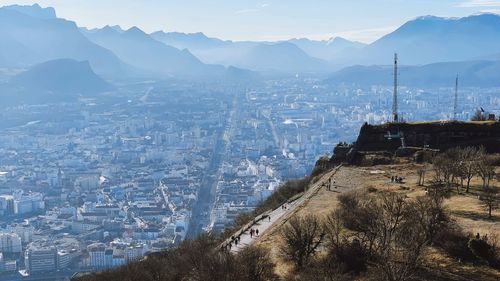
354, 121, 500, 153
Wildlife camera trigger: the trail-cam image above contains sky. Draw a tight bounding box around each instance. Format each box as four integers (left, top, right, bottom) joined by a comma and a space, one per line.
1, 0, 500, 43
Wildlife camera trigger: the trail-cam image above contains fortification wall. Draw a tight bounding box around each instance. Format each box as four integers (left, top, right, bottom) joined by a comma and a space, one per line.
354, 121, 500, 153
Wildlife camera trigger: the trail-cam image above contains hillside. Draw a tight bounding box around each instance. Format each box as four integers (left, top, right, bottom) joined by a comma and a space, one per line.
11, 59, 112, 92
255, 163, 500, 280
72, 121, 500, 281
3, 59, 113, 105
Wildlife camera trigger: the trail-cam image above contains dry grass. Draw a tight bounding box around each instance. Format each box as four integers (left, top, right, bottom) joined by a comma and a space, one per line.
254, 162, 500, 280
421, 247, 500, 281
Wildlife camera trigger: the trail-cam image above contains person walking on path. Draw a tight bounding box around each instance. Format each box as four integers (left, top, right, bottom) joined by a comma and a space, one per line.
256, 229, 259, 236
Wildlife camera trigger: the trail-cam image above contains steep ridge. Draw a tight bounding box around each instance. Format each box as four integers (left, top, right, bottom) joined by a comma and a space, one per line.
356, 14, 500, 65
85, 26, 225, 78
0, 6, 133, 78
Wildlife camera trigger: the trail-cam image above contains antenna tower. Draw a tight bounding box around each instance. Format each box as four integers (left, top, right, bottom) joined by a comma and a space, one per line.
393, 53, 398, 123
454, 74, 458, 121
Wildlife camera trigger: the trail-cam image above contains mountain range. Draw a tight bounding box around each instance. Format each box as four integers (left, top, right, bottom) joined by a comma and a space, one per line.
354, 14, 500, 65
0, 5, 132, 78
288, 37, 366, 61
83, 26, 224, 78
326, 60, 500, 87
1, 4, 500, 87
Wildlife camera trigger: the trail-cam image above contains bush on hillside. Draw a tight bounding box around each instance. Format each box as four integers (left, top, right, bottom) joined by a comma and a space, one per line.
73, 235, 278, 281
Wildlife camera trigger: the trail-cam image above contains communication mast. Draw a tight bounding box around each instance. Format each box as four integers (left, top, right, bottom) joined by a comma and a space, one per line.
453, 74, 458, 121
393, 53, 399, 123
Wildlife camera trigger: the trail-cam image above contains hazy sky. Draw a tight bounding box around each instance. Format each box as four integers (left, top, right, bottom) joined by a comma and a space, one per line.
1, 0, 499, 42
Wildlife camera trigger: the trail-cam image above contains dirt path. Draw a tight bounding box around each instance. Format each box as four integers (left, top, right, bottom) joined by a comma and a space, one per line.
227, 166, 342, 253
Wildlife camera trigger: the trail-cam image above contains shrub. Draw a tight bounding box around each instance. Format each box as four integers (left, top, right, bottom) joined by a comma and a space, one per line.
236, 246, 280, 281
435, 226, 476, 263
280, 215, 324, 269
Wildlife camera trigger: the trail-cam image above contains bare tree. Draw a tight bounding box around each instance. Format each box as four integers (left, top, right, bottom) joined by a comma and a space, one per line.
410, 195, 449, 243
476, 151, 495, 188
471, 109, 487, 121
417, 164, 427, 186
323, 210, 344, 250
448, 148, 465, 193
236, 246, 279, 281
280, 215, 324, 269
460, 146, 479, 193
479, 187, 499, 219
337, 191, 432, 281
433, 153, 454, 188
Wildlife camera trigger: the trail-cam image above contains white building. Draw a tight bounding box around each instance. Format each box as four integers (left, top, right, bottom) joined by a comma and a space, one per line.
0, 233, 22, 254
57, 250, 71, 270
25, 244, 57, 273
13, 192, 44, 215
0, 195, 14, 216
0, 252, 15, 273
6, 224, 34, 243
14, 198, 33, 214
88, 244, 106, 268
125, 244, 147, 262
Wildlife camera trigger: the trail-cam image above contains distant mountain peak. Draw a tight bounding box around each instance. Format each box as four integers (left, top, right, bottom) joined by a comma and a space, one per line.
413, 15, 449, 21
328, 36, 348, 42
109, 25, 124, 33
100, 25, 119, 34
125, 26, 147, 37
2, 3, 56, 19
326, 36, 364, 46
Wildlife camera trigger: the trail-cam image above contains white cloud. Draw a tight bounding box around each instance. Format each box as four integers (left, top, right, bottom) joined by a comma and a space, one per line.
457, 0, 500, 7
235, 3, 269, 15
234, 8, 259, 14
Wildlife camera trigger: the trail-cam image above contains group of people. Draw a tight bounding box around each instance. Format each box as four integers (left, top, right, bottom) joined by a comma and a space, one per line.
326, 177, 336, 191
223, 225, 263, 251
225, 235, 242, 251
250, 228, 259, 238
391, 175, 403, 183
223, 198, 299, 252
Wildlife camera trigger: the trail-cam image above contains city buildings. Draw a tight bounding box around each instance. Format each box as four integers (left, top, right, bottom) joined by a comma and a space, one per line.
0, 80, 498, 279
